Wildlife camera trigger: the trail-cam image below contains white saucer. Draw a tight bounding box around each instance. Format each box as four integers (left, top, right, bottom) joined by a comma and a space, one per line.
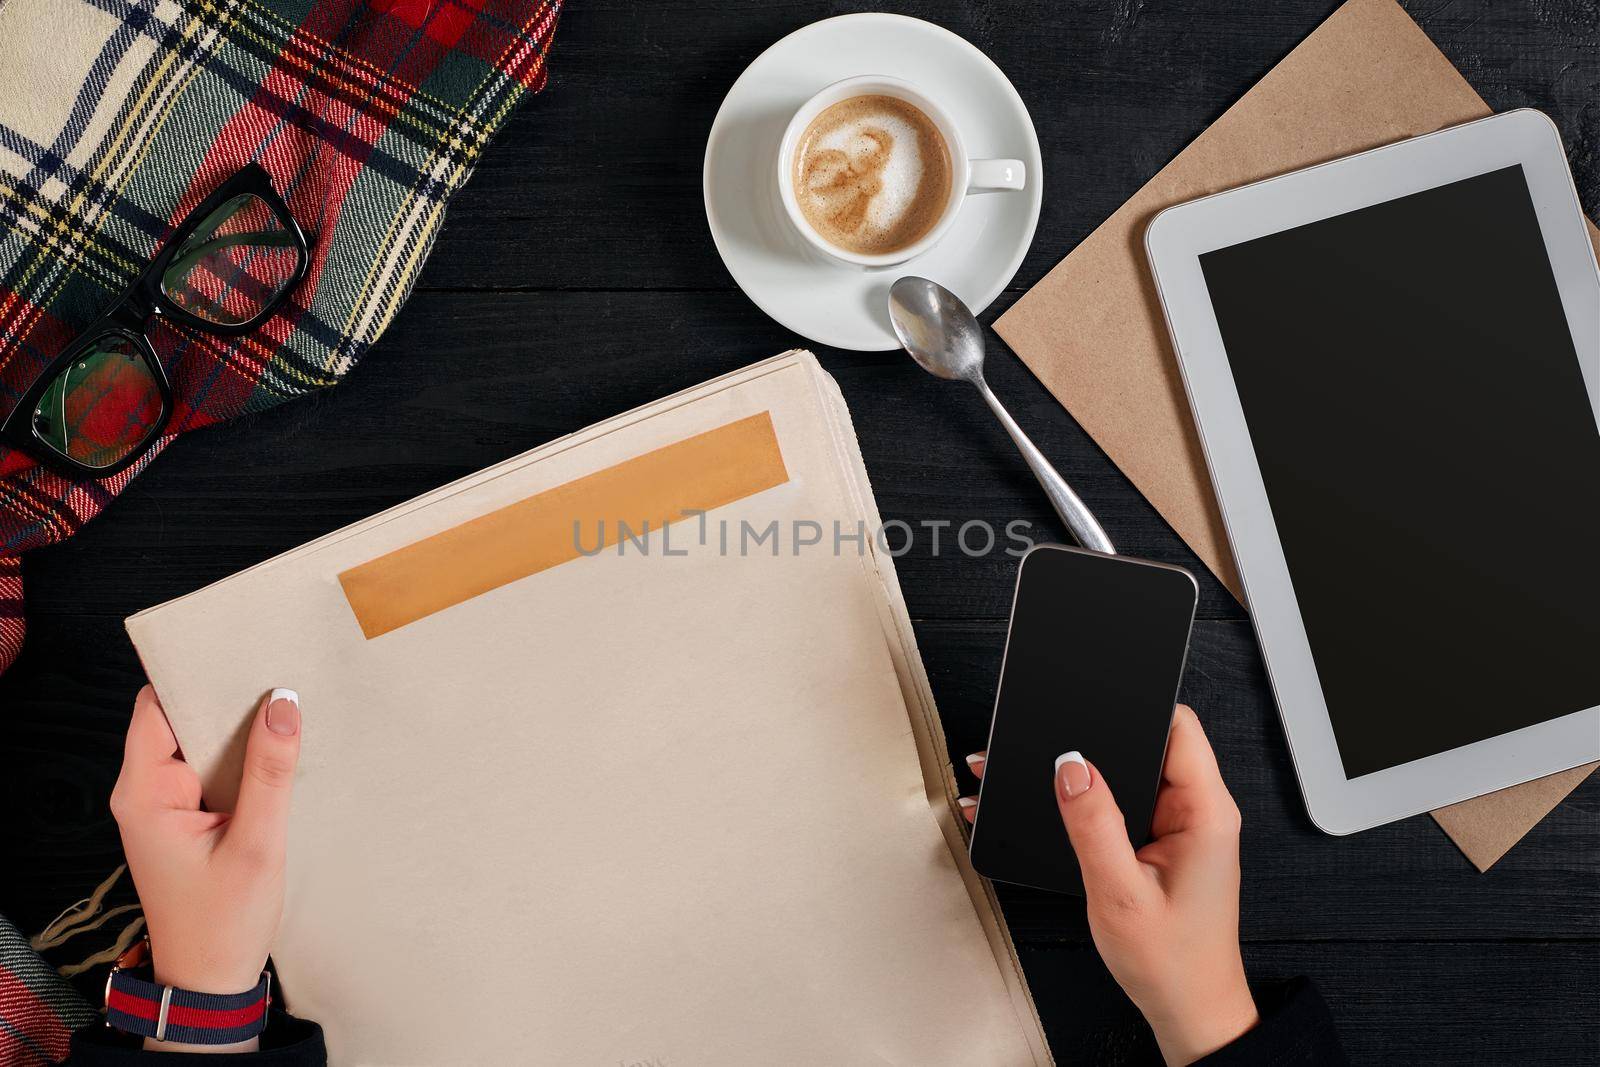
703, 14, 1043, 352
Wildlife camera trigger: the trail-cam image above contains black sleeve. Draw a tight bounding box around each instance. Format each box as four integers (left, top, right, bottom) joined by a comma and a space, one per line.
1193, 977, 1348, 1066
64, 1011, 325, 1066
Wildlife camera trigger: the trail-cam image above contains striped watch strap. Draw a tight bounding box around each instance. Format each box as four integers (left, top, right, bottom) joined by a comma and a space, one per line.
106, 968, 271, 1044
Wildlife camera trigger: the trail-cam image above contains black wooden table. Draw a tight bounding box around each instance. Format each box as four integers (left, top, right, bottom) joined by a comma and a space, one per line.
4, 2, 1597, 1062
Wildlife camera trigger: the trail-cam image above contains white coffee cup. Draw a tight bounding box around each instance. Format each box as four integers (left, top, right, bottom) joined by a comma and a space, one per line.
777, 75, 1026, 269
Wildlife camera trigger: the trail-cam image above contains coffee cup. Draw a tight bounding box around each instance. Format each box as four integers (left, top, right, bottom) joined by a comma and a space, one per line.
777, 75, 1025, 269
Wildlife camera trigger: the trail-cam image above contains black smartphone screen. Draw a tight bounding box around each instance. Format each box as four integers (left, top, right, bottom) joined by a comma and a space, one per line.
969, 545, 1198, 895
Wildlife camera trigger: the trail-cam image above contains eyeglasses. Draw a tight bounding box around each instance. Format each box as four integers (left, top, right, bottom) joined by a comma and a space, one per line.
0, 164, 309, 478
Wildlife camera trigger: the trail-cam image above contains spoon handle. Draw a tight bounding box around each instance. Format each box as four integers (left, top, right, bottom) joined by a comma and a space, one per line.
973, 379, 1117, 555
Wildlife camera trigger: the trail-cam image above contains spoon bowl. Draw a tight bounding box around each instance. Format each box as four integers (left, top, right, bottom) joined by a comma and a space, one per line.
888, 277, 987, 383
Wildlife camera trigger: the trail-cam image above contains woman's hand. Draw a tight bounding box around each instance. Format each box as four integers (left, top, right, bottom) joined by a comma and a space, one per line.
961, 704, 1258, 1066
110, 685, 303, 1053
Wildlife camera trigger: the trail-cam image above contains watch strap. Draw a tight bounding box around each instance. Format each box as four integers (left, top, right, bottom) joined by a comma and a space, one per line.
106, 967, 271, 1044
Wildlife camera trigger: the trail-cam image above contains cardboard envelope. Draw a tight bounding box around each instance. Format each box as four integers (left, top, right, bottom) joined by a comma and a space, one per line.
127, 352, 1051, 1065
993, 0, 1599, 869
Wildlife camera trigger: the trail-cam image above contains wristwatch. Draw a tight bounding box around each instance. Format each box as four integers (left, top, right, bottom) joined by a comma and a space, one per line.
104, 938, 272, 1044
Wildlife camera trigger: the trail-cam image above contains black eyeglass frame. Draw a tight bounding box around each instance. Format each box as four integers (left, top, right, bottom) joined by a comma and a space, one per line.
0, 164, 309, 478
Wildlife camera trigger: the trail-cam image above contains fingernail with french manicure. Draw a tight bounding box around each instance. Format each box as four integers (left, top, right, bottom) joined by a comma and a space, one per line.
1055, 751, 1090, 798
964, 752, 984, 769
266, 688, 301, 736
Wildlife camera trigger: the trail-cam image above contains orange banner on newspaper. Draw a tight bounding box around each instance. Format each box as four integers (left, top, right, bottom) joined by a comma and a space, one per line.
338, 412, 789, 638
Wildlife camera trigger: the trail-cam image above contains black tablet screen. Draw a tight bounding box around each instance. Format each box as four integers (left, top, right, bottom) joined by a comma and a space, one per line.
1199, 165, 1600, 778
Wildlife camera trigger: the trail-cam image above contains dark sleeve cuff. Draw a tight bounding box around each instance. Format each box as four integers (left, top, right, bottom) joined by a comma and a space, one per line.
1192, 977, 1348, 1066
66, 1010, 325, 1065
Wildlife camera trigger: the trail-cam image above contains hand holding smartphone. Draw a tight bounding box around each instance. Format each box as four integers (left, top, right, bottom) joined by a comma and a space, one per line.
968, 544, 1198, 895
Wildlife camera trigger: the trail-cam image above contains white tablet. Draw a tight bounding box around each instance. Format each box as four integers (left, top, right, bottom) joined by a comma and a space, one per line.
1145, 109, 1600, 834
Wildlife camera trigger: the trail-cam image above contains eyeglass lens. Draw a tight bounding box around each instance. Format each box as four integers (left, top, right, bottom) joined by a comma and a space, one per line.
160, 193, 299, 326
30, 333, 162, 470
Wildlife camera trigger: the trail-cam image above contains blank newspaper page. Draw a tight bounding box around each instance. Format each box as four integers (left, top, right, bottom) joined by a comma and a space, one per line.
127, 352, 1049, 1066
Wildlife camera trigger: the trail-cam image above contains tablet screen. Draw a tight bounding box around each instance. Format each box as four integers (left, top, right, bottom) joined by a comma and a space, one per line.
1200, 165, 1600, 778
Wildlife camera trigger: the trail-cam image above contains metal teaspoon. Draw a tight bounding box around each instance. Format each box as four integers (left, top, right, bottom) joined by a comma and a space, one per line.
887, 276, 1116, 555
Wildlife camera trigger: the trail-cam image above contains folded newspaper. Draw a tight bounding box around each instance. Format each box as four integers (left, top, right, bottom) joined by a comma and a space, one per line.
128, 351, 1051, 1065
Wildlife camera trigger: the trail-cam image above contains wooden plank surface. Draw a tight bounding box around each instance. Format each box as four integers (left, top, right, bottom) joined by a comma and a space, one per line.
2, 1, 1596, 1062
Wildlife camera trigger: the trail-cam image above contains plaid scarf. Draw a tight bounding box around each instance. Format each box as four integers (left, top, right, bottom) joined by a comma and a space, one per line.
0, 915, 96, 1066
0, 0, 560, 674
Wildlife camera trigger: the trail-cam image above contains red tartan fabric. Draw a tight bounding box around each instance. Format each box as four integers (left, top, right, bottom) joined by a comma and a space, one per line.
0, 0, 560, 675
1, 914, 96, 1067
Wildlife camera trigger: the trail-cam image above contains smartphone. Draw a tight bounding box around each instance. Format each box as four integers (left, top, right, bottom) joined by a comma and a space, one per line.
968, 543, 1198, 895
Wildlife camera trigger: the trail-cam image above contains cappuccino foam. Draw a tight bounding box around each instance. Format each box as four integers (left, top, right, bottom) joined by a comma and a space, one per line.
792, 95, 952, 256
